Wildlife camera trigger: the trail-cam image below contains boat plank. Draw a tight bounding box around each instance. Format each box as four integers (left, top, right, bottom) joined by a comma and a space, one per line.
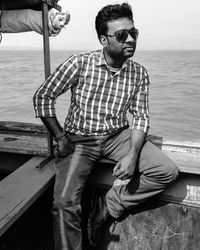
0, 131, 200, 173
0, 133, 48, 156
0, 156, 55, 237
97, 150, 200, 176
0, 121, 200, 156
0, 121, 46, 134
147, 135, 200, 154
163, 150, 200, 174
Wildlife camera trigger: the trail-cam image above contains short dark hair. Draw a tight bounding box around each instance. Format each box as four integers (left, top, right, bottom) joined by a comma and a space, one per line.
95, 3, 133, 40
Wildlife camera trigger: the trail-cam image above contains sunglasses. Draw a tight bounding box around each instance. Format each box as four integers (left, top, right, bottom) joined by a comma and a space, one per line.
106, 27, 139, 43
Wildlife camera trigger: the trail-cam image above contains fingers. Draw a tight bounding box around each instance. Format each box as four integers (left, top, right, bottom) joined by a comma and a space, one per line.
114, 169, 129, 180
116, 172, 128, 180
113, 162, 131, 180
113, 164, 126, 179
56, 147, 69, 157
113, 162, 120, 176
56, 141, 75, 158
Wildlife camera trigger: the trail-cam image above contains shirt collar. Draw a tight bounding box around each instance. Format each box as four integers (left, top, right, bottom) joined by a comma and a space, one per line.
95, 49, 107, 66
95, 49, 131, 69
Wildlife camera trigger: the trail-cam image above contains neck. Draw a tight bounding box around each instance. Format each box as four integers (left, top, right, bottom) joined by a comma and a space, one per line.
103, 49, 125, 68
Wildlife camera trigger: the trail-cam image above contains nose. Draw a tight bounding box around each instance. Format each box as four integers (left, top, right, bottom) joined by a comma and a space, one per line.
126, 33, 135, 43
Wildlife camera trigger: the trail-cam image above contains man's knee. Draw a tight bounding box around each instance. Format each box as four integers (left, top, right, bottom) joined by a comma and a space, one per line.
143, 142, 179, 184
169, 161, 179, 181
160, 160, 179, 184
53, 197, 81, 219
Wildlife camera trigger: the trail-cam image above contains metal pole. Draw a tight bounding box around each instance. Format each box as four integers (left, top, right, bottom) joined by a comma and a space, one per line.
37, 2, 54, 168
42, 2, 51, 79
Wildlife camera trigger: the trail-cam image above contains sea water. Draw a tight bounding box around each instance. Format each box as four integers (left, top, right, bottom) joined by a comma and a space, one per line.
0, 49, 199, 142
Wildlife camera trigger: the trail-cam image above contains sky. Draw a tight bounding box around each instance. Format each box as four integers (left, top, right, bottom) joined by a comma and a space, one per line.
1, 0, 200, 50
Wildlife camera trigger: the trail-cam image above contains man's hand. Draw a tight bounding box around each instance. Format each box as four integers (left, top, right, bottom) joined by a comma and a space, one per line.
40, 117, 75, 157
113, 152, 137, 180
56, 135, 74, 157
113, 129, 146, 180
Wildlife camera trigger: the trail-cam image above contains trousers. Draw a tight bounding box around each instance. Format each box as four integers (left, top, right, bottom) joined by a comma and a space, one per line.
52, 127, 179, 250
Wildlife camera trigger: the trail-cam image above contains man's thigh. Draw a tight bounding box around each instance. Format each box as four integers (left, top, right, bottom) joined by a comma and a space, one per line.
103, 127, 131, 162
54, 143, 100, 203
103, 127, 176, 175
138, 140, 177, 176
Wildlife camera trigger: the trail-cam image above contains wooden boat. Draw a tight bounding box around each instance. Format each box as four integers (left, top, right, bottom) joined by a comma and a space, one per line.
0, 121, 200, 249
1, 1, 200, 249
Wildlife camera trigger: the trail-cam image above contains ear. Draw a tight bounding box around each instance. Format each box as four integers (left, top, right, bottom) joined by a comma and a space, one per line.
100, 35, 109, 47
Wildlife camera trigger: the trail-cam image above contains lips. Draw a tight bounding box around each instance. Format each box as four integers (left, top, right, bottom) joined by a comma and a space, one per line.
124, 47, 134, 51
124, 44, 135, 49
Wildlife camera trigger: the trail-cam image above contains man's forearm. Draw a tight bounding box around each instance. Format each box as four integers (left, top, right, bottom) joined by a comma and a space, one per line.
129, 129, 146, 156
113, 128, 146, 179
41, 117, 64, 138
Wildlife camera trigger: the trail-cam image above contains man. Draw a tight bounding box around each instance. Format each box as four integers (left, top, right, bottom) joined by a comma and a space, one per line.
33, 3, 179, 250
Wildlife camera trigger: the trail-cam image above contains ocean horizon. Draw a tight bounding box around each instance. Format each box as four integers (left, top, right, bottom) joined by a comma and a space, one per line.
1, 46, 200, 51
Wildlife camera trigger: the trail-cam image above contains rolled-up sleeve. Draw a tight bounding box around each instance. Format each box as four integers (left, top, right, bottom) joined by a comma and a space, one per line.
129, 69, 150, 133
33, 55, 78, 118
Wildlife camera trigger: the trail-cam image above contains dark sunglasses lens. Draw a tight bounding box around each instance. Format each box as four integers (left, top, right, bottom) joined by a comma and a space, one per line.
115, 30, 128, 42
129, 28, 138, 40
115, 28, 138, 42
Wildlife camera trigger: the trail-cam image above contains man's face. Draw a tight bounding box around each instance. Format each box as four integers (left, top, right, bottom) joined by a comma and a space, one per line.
103, 17, 137, 60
